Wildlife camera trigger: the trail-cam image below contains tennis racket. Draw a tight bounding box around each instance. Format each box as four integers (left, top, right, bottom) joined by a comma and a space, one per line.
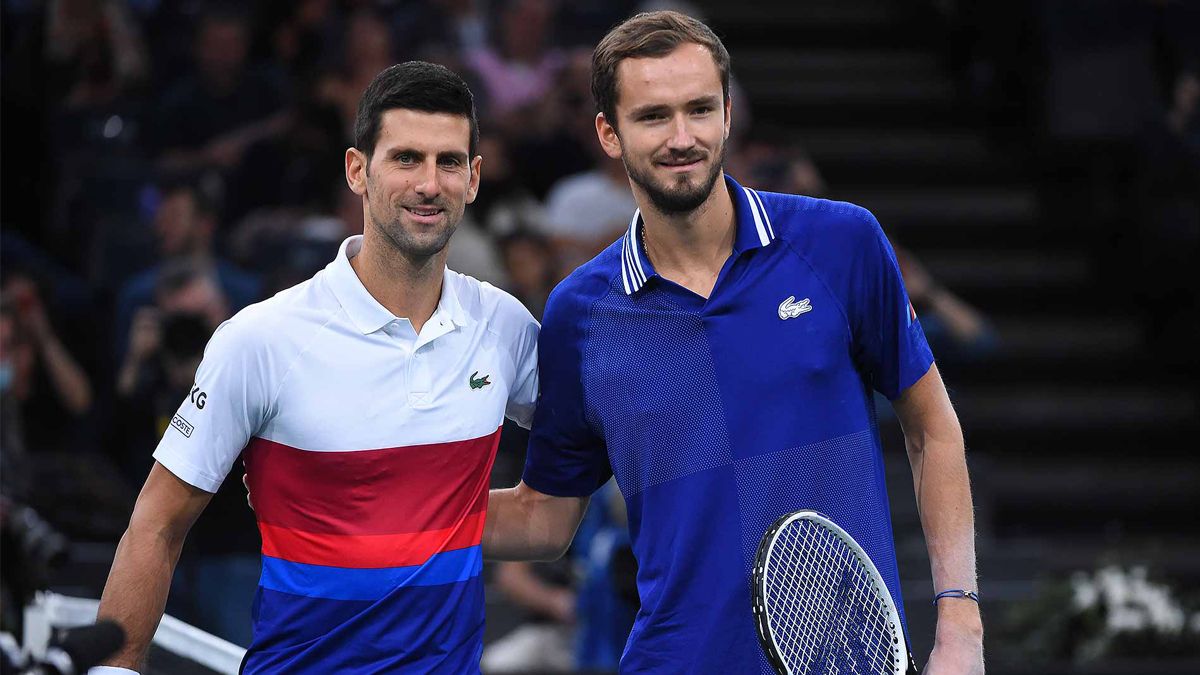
751, 510, 917, 675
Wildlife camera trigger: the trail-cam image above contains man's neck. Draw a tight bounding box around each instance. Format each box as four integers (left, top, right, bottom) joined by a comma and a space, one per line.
350, 229, 446, 334
636, 176, 735, 298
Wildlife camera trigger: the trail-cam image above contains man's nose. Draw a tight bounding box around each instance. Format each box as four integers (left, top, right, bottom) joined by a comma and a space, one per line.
666, 115, 696, 151
413, 161, 441, 199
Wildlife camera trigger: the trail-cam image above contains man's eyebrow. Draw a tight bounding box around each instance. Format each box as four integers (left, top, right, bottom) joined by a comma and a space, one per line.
628, 96, 721, 118
628, 103, 670, 118
383, 146, 424, 158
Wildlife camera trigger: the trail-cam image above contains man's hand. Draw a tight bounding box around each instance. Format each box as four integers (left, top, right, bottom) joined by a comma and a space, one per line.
924, 600, 984, 674
243, 473, 254, 511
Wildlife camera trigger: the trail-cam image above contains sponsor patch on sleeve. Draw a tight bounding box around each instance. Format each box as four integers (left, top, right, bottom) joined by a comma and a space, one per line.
170, 414, 195, 438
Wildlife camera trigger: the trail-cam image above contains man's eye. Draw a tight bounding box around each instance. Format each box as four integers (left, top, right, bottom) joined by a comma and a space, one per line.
440, 157, 461, 167
693, 106, 712, 115
396, 153, 414, 163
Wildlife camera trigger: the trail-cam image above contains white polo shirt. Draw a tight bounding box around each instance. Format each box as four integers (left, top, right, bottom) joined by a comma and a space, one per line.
156, 234, 539, 490
150, 234, 539, 672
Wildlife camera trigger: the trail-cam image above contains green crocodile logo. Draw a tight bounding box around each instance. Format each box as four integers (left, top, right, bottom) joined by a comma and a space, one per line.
469, 371, 491, 390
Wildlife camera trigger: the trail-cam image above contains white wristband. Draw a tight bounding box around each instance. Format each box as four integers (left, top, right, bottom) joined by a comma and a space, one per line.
88, 667, 139, 675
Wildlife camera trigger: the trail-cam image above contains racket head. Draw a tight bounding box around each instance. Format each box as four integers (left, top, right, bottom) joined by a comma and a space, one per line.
751, 510, 914, 675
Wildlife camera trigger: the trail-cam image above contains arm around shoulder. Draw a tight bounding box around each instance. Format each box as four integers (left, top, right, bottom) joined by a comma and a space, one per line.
484, 481, 589, 562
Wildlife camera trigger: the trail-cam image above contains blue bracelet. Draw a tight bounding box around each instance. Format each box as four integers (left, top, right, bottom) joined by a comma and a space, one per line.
932, 589, 980, 605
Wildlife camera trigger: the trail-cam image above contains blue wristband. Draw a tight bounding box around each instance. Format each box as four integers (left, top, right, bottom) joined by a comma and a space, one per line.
932, 589, 979, 605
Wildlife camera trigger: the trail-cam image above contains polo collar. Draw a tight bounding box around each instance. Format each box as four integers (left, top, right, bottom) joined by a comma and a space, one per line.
326, 235, 472, 334
619, 174, 777, 296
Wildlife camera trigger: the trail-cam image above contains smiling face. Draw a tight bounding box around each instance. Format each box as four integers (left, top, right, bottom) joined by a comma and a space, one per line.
597, 43, 731, 215
346, 108, 482, 261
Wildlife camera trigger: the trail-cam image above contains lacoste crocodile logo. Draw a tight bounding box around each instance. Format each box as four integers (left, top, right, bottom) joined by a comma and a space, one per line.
778, 296, 813, 320
469, 371, 492, 390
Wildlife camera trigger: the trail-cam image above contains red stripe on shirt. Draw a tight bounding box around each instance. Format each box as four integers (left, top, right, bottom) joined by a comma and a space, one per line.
243, 428, 500, 535
259, 509, 486, 568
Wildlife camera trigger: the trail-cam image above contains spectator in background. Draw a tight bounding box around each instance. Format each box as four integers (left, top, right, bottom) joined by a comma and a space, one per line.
482, 557, 576, 673
0, 278, 129, 542
731, 139, 828, 199
542, 151, 636, 275
45, 0, 148, 108
264, 0, 338, 85
114, 178, 261, 363
498, 230, 557, 320
317, 8, 395, 141
468, 133, 548, 237
445, 133, 549, 287
393, 0, 488, 63
509, 47, 596, 198
153, 5, 288, 192
116, 261, 230, 412
0, 278, 94, 479
467, 0, 565, 126
895, 247, 997, 361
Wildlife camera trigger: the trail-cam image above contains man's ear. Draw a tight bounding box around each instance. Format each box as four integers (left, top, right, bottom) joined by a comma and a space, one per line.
346, 147, 368, 196
466, 154, 483, 204
723, 95, 732, 141
596, 112, 623, 160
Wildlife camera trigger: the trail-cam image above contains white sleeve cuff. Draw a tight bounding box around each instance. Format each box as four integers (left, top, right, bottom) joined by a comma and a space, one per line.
88, 667, 139, 675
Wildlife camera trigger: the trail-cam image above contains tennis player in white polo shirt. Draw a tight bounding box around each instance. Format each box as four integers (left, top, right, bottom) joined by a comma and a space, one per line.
93, 62, 539, 674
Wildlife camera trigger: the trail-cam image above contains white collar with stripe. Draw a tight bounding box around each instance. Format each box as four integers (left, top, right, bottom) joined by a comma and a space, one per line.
620, 174, 777, 296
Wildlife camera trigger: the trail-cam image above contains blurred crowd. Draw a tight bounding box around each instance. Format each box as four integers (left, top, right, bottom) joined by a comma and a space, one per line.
1, 0, 1197, 671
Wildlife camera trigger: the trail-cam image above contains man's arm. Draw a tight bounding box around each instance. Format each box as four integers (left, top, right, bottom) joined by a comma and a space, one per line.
484, 481, 588, 561
95, 462, 213, 671
891, 363, 984, 673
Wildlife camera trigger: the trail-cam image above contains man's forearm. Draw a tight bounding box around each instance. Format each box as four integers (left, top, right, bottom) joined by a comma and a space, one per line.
893, 365, 982, 649
483, 483, 588, 561
94, 525, 186, 669
905, 425, 984, 652
909, 434, 977, 597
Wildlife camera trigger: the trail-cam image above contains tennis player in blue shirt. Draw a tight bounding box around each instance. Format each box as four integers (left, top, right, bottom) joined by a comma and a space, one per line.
485, 10, 984, 674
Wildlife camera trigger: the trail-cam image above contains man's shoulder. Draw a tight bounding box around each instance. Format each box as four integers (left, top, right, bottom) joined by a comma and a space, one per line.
757, 192, 881, 239
753, 192, 887, 262
546, 240, 624, 316
214, 274, 338, 353
445, 268, 538, 334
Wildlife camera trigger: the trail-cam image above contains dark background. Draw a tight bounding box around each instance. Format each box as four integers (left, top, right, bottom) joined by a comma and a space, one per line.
2, 0, 1198, 672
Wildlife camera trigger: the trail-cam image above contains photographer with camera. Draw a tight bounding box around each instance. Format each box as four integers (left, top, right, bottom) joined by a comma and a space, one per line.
112, 262, 258, 647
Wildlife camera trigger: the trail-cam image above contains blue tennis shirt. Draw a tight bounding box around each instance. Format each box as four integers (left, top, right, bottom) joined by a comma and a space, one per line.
523, 174, 935, 673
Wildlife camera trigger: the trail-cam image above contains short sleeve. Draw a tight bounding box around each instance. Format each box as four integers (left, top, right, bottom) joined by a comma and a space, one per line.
521, 288, 611, 497
153, 318, 273, 492
848, 212, 934, 399
505, 303, 541, 429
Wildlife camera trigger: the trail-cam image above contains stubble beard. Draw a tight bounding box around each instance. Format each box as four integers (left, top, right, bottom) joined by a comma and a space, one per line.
624, 140, 727, 216
366, 175, 460, 263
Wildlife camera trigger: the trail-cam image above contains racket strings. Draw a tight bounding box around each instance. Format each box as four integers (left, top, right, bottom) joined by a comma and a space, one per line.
764, 520, 898, 674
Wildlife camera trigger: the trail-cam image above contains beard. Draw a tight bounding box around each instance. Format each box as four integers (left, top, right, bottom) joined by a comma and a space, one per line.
624, 141, 727, 215
366, 177, 461, 261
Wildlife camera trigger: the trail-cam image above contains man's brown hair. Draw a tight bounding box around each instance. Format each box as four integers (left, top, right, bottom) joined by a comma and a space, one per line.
591, 10, 731, 130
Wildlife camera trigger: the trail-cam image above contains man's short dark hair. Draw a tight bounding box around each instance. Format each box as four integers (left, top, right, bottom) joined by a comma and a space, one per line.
354, 61, 479, 160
